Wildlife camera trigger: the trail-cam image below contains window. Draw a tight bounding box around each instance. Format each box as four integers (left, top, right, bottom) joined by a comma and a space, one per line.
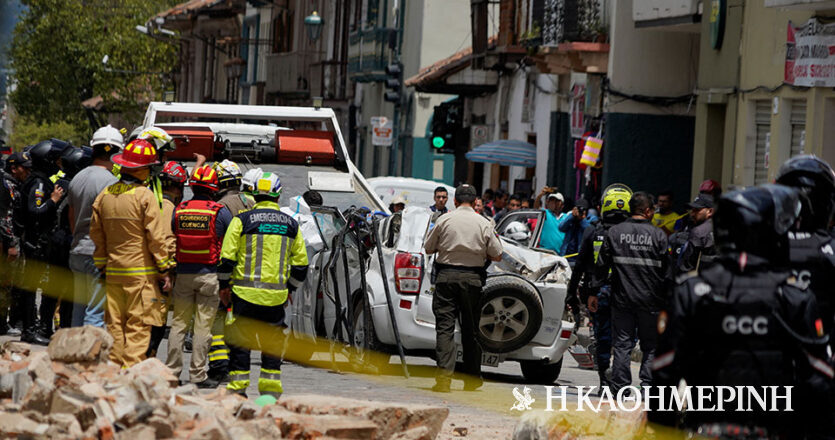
753, 100, 771, 184
790, 99, 806, 157
272, 9, 294, 53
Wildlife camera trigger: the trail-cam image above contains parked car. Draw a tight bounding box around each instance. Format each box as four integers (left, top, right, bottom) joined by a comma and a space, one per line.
367, 177, 455, 212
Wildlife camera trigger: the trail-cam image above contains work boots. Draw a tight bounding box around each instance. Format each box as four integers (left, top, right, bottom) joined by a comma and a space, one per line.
21, 328, 50, 345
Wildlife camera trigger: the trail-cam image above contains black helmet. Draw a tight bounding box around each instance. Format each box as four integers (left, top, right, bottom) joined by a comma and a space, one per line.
775, 155, 835, 231
714, 184, 801, 263
60, 146, 93, 179
29, 139, 71, 175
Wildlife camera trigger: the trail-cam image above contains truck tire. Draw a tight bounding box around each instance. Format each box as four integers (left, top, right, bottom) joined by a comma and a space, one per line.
520, 358, 564, 384
476, 275, 543, 353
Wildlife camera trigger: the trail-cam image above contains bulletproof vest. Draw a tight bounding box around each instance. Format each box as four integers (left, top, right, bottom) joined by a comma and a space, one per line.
46, 178, 73, 267
592, 224, 607, 264
788, 230, 835, 335
20, 171, 56, 248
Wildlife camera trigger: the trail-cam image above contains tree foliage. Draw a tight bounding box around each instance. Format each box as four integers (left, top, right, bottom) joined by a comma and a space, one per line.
10, 115, 85, 149
9, 0, 179, 131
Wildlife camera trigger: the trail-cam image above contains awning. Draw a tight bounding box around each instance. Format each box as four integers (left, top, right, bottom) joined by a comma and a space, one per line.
465, 140, 536, 168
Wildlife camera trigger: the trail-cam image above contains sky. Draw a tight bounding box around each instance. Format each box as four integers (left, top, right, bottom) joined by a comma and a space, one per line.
0, 0, 24, 95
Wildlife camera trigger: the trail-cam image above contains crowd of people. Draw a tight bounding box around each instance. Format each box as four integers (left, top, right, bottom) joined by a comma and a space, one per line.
0, 126, 309, 398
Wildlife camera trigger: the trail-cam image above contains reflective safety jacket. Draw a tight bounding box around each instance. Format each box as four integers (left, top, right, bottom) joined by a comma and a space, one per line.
90, 180, 176, 280
174, 199, 224, 265
218, 200, 308, 306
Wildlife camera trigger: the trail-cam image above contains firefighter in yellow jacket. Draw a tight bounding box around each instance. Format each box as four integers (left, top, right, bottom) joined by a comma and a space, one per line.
218, 171, 308, 398
90, 139, 175, 367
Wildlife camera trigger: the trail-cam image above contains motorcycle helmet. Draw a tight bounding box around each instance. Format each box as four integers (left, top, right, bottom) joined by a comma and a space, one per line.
775, 155, 835, 231
713, 184, 801, 264
29, 139, 71, 175
60, 146, 93, 179
503, 221, 530, 242
600, 183, 632, 224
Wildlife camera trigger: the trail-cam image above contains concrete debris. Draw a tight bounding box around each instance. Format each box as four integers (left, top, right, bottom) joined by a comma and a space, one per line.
452, 426, 469, 436
512, 407, 648, 440
48, 326, 114, 363
0, 327, 449, 439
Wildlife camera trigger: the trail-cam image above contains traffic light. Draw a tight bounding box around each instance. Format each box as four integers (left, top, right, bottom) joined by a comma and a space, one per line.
384, 63, 402, 104
430, 101, 461, 154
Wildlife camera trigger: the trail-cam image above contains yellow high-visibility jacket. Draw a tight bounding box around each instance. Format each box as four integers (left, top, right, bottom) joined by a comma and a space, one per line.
218, 200, 308, 306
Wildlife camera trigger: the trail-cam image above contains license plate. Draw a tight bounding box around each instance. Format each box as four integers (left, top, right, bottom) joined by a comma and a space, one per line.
455, 350, 500, 367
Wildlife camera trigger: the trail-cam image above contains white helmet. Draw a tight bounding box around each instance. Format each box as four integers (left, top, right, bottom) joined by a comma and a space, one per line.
503, 221, 530, 242
241, 167, 263, 192
138, 126, 174, 150
253, 171, 282, 197
91, 125, 124, 148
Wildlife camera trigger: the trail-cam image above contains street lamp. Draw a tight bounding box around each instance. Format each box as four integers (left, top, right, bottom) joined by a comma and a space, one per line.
304, 11, 323, 42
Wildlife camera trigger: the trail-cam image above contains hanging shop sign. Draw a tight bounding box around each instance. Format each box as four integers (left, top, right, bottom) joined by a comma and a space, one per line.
785, 19, 835, 87
709, 0, 726, 50
371, 116, 393, 147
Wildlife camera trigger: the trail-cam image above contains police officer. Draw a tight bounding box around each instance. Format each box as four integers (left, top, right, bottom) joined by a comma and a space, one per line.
424, 184, 503, 393
592, 191, 669, 392
776, 155, 835, 339
218, 171, 308, 398
167, 165, 232, 388
19, 139, 69, 344
207, 160, 254, 383
568, 183, 632, 392
650, 184, 832, 438
668, 193, 716, 276
90, 139, 175, 367
3, 152, 31, 335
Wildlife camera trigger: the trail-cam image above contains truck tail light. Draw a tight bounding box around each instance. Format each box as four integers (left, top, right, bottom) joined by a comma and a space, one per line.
394, 252, 423, 294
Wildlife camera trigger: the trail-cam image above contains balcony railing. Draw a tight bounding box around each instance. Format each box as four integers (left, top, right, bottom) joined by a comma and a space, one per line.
538, 0, 610, 47
264, 51, 323, 96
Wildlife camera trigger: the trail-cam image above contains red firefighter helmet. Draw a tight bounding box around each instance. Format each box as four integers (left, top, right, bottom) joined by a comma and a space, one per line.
190, 165, 219, 192
160, 161, 188, 184
111, 139, 159, 169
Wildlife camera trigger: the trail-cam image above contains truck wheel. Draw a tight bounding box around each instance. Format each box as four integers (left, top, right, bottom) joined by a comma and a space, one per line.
520, 358, 563, 384
476, 275, 543, 353
351, 293, 390, 373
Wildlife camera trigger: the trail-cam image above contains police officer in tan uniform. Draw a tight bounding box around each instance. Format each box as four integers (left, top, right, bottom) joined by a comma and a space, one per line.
424, 184, 502, 392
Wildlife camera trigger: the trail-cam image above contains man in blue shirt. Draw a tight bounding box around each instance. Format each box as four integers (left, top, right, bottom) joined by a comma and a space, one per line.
558, 198, 592, 258
534, 188, 566, 253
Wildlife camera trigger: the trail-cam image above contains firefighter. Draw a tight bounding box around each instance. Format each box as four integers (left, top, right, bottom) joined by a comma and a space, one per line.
90, 139, 175, 367
208, 160, 254, 382
167, 165, 232, 387
218, 171, 308, 398
19, 139, 70, 344
146, 160, 186, 358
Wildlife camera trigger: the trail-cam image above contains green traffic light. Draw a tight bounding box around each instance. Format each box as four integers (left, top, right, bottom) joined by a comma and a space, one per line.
432, 136, 445, 148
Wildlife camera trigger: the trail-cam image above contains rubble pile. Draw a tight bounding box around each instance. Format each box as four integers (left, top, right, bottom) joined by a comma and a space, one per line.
0, 326, 449, 439
512, 407, 647, 440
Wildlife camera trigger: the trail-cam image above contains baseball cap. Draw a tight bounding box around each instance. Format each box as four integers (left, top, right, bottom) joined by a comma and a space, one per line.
547, 192, 565, 202
392, 195, 406, 205
6, 152, 32, 170
687, 193, 715, 209
455, 184, 477, 198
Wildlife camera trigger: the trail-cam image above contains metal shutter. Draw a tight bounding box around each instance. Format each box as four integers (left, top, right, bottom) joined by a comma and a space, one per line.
754, 100, 771, 184
790, 100, 806, 157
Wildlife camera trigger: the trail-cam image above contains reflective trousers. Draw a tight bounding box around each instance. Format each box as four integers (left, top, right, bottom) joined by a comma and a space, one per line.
208, 303, 230, 379
226, 292, 286, 397
105, 278, 165, 367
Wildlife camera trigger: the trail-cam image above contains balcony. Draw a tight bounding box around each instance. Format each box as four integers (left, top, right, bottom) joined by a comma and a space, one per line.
264, 51, 323, 98
347, 27, 392, 82
633, 0, 701, 31
310, 61, 348, 101
532, 0, 611, 74
764, 0, 835, 9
